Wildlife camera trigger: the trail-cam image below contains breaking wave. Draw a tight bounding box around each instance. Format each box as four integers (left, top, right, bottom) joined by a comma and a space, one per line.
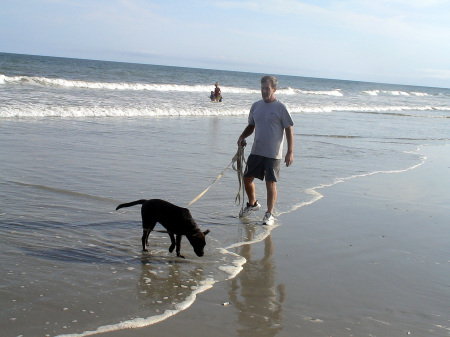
1, 104, 448, 118
0, 74, 377, 97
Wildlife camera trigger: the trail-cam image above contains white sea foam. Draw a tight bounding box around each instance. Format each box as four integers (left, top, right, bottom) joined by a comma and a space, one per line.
1, 73, 443, 103
297, 88, 343, 96
0, 74, 257, 93
275, 87, 343, 96
55, 278, 216, 337
224, 223, 277, 250
411, 92, 430, 97
217, 249, 247, 279
0, 106, 250, 118
2, 74, 341, 97
286, 104, 450, 116
363, 90, 379, 96
1, 104, 449, 118
363, 89, 430, 97
281, 149, 427, 216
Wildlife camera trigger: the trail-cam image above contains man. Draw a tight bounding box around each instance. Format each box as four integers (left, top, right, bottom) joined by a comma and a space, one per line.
213, 82, 222, 102
237, 75, 294, 225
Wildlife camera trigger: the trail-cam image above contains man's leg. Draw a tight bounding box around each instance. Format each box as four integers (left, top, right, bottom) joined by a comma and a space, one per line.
244, 176, 256, 206
266, 180, 277, 214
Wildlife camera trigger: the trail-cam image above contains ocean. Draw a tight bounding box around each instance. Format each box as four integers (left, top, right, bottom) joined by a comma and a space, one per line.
1, 52, 449, 337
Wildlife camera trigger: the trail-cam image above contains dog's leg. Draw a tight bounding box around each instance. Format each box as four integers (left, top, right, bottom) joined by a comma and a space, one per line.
142, 220, 157, 252
175, 234, 185, 259
168, 232, 176, 254
168, 233, 184, 258
142, 229, 151, 252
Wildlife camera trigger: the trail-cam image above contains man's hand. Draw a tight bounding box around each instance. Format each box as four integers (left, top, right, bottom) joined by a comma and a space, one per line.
237, 138, 247, 147
284, 126, 294, 167
285, 151, 294, 167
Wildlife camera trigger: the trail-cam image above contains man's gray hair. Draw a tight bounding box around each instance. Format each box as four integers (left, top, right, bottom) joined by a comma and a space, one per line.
261, 75, 278, 89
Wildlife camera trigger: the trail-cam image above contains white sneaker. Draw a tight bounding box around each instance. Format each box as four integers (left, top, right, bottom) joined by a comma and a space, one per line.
239, 201, 261, 217
262, 212, 274, 226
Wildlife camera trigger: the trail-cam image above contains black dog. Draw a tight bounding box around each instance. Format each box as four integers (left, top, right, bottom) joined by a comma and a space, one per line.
116, 199, 209, 258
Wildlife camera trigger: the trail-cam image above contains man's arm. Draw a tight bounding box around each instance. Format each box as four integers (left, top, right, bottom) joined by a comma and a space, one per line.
237, 124, 255, 146
284, 126, 294, 167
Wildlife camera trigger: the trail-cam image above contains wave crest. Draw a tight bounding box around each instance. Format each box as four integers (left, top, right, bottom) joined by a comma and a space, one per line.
0, 74, 259, 93
1, 104, 448, 118
2, 74, 443, 99
362, 90, 431, 97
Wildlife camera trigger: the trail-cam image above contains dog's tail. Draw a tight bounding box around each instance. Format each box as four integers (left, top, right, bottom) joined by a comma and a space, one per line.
116, 199, 147, 210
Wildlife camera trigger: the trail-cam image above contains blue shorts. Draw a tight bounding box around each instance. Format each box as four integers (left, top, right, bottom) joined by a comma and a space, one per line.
244, 154, 281, 182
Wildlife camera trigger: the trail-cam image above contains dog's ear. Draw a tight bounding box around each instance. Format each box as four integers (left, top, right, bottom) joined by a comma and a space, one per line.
203, 229, 210, 236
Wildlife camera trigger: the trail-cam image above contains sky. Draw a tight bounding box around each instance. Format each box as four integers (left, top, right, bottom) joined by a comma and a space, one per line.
2, 0, 450, 88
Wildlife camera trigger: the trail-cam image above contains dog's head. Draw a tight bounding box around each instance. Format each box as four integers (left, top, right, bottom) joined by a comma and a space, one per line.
187, 229, 210, 257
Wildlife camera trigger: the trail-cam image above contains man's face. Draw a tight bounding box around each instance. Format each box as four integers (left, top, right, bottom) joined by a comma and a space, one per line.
261, 81, 276, 103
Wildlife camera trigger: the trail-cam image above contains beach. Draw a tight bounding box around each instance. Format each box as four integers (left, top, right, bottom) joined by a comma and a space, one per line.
1, 53, 449, 337
101, 145, 450, 337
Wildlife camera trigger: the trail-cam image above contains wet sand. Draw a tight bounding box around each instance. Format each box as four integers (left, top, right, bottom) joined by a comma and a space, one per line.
99, 145, 450, 337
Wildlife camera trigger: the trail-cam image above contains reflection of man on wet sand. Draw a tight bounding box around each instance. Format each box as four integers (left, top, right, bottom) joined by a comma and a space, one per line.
228, 228, 286, 337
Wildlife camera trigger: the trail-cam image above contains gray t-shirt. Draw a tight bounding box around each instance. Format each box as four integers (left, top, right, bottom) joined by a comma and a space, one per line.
248, 99, 294, 159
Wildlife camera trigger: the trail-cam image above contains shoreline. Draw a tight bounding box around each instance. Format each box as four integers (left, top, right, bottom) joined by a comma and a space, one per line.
97, 146, 450, 337
98, 144, 449, 337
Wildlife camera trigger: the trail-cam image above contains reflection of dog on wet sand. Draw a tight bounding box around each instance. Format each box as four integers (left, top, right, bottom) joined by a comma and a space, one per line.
116, 199, 210, 258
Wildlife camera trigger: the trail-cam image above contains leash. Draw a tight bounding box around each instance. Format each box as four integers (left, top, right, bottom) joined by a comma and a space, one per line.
187, 145, 247, 211
232, 144, 247, 215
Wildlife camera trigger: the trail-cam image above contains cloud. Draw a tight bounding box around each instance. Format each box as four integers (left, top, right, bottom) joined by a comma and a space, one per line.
373, 0, 447, 7
422, 68, 450, 80
212, 0, 449, 41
